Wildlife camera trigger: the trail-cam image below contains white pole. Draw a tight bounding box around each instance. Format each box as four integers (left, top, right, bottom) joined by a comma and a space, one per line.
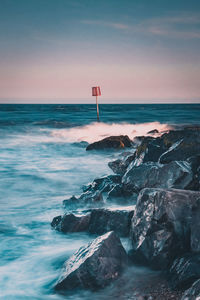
96, 95, 100, 122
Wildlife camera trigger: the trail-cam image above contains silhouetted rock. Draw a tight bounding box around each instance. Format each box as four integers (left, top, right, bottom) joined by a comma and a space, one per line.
170, 254, 200, 290
122, 161, 193, 194
147, 129, 159, 135
51, 213, 90, 233
86, 135, 132, 151
54, 231, 128, 291
130, 188, 200, 269
181, 279, 200, 300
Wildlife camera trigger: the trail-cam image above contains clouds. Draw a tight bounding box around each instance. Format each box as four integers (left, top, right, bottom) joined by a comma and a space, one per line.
81, 13, 200, 40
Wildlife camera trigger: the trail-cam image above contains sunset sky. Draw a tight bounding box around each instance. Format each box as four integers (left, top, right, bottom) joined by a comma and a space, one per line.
0, 0, 200, 103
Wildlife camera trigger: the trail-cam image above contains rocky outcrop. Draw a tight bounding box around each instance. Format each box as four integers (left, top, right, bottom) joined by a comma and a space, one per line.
122, 161, 193, 194
181, 279, 200, 300
86, 135, 132, 151
63, 191, 104, 210
52, 207, 135, 237
159, 128, 200, 164
88, 208, 134, 237
51, 213, 90, 233
54, 231, 128, 291
169, 254, 200, 290
130, 188, 200, 269
108, 152, 136, 175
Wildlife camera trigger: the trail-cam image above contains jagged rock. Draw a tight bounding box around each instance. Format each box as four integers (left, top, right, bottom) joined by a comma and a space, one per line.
54, 231, 128, 291
130, 188, 200, 269
170, 254, 200, 290
147, 129, 159, 135
159, 129, 200, 164
86, 135, 132, 151
108, 152, 136, 175
51, 213, 90, 233
88, 207, 134, 237
51, 207, 135, 237
181, 279, 200, 300
122, 161, 193, 194
186, 155, 200, 191
107, 184, 135, 203
82, 174, 121, 193
63, 191, 104, 210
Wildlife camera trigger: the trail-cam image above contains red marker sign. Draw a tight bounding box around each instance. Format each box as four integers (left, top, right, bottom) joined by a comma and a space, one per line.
92, 86, 101, 121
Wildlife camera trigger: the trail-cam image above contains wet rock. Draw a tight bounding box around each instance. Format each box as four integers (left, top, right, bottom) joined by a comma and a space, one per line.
51, 213, 90, 233
54, 231, 128, 291
159, 130, 200, 164
181, 279, 200, 300
86, 135, 132, 151
147, 129, 159, 135
169, 254, 200, 290
83, 174, 121, 193
88, 207, 134, 237
130, 188, 200, 269
186, 155, 200, 191
122, 161, 193, 194
63, 191, 104, 210
107, 184, 135, 203
108, 152, 136, 175
52, 207, 135, 237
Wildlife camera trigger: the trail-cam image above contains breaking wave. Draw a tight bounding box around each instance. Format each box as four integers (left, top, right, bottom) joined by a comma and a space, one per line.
51, 121, 172, 143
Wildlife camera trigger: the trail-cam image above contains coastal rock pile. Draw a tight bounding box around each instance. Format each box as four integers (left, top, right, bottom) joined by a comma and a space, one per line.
54, 231, 128, 291
52, 126, 200, 297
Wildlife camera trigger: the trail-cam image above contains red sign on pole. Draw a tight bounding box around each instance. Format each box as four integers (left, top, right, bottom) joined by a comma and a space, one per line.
92, 86, 101, 96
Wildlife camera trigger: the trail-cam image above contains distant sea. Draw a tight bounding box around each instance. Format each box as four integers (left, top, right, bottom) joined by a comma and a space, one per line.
0, 104, 200, 299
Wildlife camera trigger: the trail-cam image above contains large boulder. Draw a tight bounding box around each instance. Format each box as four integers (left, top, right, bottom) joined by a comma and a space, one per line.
169, 254, 200, 290
54, 231, 128, 291
130, 188, 200, 269
51, 213, 90, 233
88, 207, 134, 237
86, 135, 132, 151
122, 161, 193, 194
159, 129, 200, 164
181, 279, 200, 300
52, 207, 135, 237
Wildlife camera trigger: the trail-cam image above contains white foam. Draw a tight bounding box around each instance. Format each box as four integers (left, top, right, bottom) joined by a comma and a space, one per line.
51, 122, 172, 143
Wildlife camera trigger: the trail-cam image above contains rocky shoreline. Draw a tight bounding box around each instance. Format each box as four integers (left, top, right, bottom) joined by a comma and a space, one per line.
51, 125, 200, 299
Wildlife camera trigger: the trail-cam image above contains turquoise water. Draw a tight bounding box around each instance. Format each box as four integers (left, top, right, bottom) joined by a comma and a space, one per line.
0, 104, 199, 299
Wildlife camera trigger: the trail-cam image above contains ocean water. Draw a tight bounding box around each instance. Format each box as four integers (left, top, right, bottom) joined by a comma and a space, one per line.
0, 103, 200, 299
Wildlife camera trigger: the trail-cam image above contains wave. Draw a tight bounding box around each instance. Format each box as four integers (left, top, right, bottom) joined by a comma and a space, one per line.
51, 122, 172, 143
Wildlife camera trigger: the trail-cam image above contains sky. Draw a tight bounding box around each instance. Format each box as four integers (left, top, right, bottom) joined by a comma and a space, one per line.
0, 0, 200, 103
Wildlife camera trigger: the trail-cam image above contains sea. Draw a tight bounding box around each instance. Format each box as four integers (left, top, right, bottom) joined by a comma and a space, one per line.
0, 103, 200, 299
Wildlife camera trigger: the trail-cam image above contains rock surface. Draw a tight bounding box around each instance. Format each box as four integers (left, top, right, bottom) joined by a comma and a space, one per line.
169, 254, 200, 290
122, 161, 193, 194
51, 213, 90, 233
52, 207, 135, 237
130, 188, 200, 269
181, 279, 200, 300
108, 152, 136, 175
54, 231, 128, 291
86, 135, 132, 151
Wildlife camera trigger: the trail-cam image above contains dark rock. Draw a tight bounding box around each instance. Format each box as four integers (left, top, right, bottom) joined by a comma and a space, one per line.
51, 213, 90, 233
147, 129, 159, 135
108, 152, 136, 175
83, 174, 121, 193
159, 130, 200, 164
52, 207, 135, 237
122, 161, 193, 194
63, 191, 104, 210
54, 231, 128, 291
186, 155, 200, 191
88, 207, 134, 237
181, 279, 200, 300
170, 254, 200, 290
133, 136, 167, 166
86, 135, 132, 151
130, 188, 200, 269
107, 184, 135, 203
